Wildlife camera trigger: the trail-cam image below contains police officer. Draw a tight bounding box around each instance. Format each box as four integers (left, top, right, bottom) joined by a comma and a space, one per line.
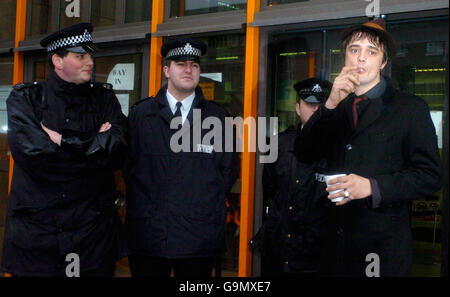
250, 78, 331, 276
1, 23, 128, 277
125, 38, 239, 277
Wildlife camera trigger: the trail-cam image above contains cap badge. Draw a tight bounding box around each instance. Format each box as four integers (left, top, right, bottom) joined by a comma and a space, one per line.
184, 43, 194, 54
312, 84, 322, 93
83, 29, 91, 40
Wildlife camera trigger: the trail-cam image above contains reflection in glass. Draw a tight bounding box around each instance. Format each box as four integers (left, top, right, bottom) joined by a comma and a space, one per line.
194, 34, 245, 118
0, 0, 16, 40
125, 0, 152, 23
389, 20, 448, 277
270, 33, 322, 132
267, 0, 308, 6
29, 0, 52, 36
91, 0, 116, 27
0, 54, 13, 268
170, 0, 246, 18
34, 61, 51, 82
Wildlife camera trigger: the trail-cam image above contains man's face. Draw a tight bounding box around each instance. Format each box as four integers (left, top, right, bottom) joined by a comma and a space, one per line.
163, 60, 200, 95
296, 100, 320, 125
344, 36, 387, 90
53, 52, 94, 84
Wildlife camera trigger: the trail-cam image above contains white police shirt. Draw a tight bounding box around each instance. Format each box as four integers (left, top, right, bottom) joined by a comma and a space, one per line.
166, 90, 195, 125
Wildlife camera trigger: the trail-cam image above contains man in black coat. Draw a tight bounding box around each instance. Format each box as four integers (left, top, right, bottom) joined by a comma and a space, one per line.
1, 23, 128, 277
125, 38, 239, 277
295, 18, 442, 277
250, 78, 331, 276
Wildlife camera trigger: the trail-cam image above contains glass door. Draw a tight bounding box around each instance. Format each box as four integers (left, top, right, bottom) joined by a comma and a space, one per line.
389, 18, 448, 277
0, 54, 14, 270
268, 30, 323, 133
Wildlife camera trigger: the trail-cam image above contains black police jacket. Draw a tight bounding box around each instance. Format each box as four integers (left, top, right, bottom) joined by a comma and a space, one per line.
124, 86, 239, 258
251, 125, 328, 274
1, 70, 128, 276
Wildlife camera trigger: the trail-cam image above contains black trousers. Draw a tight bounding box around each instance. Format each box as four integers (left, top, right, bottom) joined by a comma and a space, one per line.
128, 254, 215, 277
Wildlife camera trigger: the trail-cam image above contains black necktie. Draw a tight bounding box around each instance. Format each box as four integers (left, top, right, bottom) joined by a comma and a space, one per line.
174, 102, 183, 133
174, 101, 182, 119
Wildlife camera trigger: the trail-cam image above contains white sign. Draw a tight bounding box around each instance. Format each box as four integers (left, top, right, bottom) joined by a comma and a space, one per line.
200, 73, 222, 83
0, 85, 12, 109
430, 110, 443, 149
107, 64, 135, 91
116, 94, 130, 117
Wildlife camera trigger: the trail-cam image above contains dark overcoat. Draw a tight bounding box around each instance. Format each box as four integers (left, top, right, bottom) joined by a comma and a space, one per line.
295, 83, 442, 276
1, 70, 128, 276
125, 86, 239, 258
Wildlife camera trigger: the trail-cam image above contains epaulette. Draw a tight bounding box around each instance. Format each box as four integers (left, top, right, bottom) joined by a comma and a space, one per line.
91, 82, 113, 90
13, 82, 39, 90
131, 97, 154, 109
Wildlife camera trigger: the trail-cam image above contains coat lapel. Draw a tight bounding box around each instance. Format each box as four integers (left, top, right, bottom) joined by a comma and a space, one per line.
154, 87, 174, 125
351, 85, 396, 138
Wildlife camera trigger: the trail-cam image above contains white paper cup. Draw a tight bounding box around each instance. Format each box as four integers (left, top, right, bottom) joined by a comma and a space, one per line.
323, 174, 346, 202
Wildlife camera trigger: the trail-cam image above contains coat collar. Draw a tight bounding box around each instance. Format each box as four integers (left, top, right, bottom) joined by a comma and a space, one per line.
351, 82, 397, 137
147, 85, 207, 125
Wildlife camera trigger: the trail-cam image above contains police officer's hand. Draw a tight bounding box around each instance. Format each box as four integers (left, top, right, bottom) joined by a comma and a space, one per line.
41, 122, 62, 146
99, 122, 111, 133
325, 66, 360, 109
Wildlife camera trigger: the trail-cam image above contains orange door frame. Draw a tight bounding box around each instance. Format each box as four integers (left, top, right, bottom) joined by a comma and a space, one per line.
148, 0, 164, 96
238, 0, 260, 277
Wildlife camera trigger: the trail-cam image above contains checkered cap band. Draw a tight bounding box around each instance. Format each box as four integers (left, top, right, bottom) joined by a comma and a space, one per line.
46, 29, 93, 52
166, 43, 202, 59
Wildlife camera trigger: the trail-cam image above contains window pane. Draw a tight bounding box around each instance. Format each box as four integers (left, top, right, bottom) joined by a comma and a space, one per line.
267, 0, 308, 6
170, 0, 246, 18
0, 0, 16, 40
34, 60, 51, 82
269, 31, 323, 132
196, 34, 245, 117
125, 0, 152, 23
389, 19, 448, 277
60, 0, 85, 29
91, 0, 116, 27
94, 54, 143, 115
0, 54, 14, 268
29, 0, 53, 36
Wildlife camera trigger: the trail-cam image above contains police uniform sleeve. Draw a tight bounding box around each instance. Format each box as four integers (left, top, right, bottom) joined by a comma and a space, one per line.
6, 86, 106, 181
81, 85, 128, 169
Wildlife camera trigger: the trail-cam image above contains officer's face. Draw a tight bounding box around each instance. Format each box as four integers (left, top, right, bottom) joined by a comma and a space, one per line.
53, 52, 94, 84
164, 60, 200, 96
344, 36, 387, 92
296, 100, 320, 125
